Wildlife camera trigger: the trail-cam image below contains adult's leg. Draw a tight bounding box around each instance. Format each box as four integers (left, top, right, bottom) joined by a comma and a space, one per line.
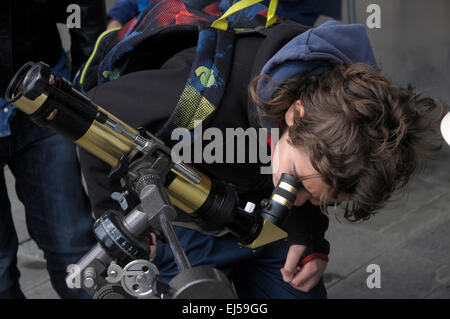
0, 135, 25, 298
0, 166, 25, 298
8, 112, 96, 298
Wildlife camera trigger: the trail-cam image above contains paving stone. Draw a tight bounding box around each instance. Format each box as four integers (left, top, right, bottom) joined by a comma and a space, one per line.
17, 239, 45, 261
18, 255, 51, 295
4, 167, 20, 207
11, 208, 30, 244
415, 146, 450, 185
324, 219, 402, 282
327, 249, 443, 299
435, 264, 450, 285
399, 215, 450, 265
380, 192, 450, 238
423, 285, 450, 299
24, 281, 59, 299
323, 272, 346, 288
355, 177, 448, 234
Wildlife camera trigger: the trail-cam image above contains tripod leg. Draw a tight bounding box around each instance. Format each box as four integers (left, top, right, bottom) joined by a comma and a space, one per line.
159, 210, 191, 272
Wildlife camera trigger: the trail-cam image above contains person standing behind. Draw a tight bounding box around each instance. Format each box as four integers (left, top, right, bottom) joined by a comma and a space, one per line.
0, 0, 106, 298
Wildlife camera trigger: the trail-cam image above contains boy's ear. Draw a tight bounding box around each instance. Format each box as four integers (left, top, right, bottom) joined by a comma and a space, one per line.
285, 100, 305, 127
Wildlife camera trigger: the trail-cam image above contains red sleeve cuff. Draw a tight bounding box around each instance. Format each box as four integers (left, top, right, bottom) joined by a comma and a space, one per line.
300, 253, 329, 266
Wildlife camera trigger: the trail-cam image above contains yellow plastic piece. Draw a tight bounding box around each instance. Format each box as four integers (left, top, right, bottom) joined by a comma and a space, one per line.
212, 0, 278, 31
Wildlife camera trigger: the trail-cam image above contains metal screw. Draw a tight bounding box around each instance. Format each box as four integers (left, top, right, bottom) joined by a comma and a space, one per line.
84, 267, 97, 288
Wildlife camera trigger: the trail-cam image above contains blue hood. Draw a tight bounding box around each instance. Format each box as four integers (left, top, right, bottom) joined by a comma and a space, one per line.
257, 20, 378, 129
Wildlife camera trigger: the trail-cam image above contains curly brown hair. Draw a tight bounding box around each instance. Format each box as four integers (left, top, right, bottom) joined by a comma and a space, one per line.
250, 63, 447, 221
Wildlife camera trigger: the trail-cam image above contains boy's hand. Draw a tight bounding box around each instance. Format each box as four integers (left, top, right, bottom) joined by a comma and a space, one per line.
280, 244, 328, 292
149, 232, 157, 261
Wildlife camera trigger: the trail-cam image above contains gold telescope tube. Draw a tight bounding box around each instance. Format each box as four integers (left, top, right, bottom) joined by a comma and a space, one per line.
6, 62, 212, 214
10, 86, 138, 167
12, 92, 212, 213
76, 107, 139, 167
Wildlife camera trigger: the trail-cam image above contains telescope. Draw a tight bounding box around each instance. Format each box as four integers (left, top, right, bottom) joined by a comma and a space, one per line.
6, 61, 303, 299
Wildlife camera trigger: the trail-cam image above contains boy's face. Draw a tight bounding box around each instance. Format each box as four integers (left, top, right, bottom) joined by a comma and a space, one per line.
271, 130, 329, 206
271, 101, 347, 207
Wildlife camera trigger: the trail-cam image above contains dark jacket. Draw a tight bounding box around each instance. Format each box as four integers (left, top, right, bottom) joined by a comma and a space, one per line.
0, 0, 106, 96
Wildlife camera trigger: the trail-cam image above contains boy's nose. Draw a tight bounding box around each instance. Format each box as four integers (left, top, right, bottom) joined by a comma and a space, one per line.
294, 189, 321, 207
293, 189, 311, 206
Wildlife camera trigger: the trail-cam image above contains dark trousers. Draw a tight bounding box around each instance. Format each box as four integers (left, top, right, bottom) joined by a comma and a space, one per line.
154, 226, 327, 299
0, 111, 96, 298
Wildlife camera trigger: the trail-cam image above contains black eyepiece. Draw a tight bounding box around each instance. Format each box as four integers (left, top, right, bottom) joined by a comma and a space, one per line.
259, 173, 303, 226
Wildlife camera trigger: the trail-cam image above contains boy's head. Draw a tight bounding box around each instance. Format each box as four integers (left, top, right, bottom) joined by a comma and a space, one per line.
251, 63, 446, 221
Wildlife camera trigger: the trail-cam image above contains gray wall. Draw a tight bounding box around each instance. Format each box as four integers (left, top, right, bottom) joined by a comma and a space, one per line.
341, 0, 450, 104
106, 0, 116, 11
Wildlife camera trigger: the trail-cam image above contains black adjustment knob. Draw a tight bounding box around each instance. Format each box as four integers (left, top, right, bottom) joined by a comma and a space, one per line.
152, 275, 171, 298
261, 199, 271, 209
